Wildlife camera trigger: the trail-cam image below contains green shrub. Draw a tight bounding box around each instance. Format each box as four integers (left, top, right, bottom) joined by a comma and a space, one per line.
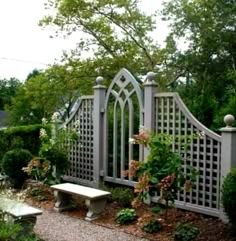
109, 187, 134, 207
0, 124, 47, 162
0, 211, 41, 241
142, 219, 162, 233
2, 148, 32, 188
115, 208, 137, 224
222, 168, 236, 232
0, 221, 22, 240
174, 223, 199, 241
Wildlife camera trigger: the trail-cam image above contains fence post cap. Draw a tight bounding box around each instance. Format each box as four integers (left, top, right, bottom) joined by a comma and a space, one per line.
146, 72, 157, 82
224, 114, 235, 127
96, 76, 104, 85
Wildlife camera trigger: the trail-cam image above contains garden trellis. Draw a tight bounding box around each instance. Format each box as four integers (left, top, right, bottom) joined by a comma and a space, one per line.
63, 68, 236, 220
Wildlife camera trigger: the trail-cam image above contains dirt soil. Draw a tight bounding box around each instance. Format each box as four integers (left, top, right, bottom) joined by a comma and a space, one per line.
25, 183, 236, 241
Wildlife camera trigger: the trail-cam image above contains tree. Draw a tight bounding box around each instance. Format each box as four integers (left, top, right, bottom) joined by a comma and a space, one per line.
0, 78, 21, 110
161, 0, 236, 128
7, 63, 92, 125
39, 0, 163, 77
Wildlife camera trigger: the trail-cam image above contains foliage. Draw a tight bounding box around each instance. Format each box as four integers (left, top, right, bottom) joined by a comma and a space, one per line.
1, 149, 33, 188
0, 210, 41, 241
6, 70, 63, 125
39, 0, 162, 78
115, 208, 137, 225
129, 129, 198, 213
0, 77, 21, 110
22, 158, 51, 183
23, 114, 78, 184
0, 124, 46, 162
174, 223, 200, 241
138, 213, 162, 233
222, 167, 236, 233
109, 187, 134, 207
0, 217, 22, 241
161, 0, 236, 129
17, 234, 42, 241
29, 187, 48, 201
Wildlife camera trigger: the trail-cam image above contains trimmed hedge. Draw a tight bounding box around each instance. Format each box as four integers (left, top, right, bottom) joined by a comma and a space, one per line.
0, 124, 50, 163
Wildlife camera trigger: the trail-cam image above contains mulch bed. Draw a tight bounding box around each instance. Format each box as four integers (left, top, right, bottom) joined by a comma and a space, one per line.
25, 183, 236, 241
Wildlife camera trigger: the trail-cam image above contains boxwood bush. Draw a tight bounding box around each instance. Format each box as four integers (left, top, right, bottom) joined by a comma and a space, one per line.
2, 148, 33, 188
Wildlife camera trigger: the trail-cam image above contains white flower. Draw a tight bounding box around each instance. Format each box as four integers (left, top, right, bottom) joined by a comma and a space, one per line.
197, 131, 205, 139
129, 138, 136, 144
139, 125, 146, 133
51, 112, 60, 122
39, 128, 47, 138
74, 120, 80, 128
42, 117, 48, 124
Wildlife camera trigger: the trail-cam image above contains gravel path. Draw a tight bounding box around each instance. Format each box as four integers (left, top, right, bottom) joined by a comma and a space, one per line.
35, 210, 148, 241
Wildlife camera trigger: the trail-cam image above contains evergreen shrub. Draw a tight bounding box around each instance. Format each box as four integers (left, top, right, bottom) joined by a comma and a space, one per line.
222, 167, 236, 232
109, 187, 134, 207
2, 148, 32, 188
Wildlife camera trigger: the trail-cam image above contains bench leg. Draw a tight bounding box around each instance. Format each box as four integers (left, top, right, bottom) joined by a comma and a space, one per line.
54, 191, 72, 211
16, 216, 37, 235
85, 198, 107, 221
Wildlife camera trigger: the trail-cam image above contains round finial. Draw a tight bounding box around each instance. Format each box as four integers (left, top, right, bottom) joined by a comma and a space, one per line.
224, 114, 235, 127
96, 76, 104, 85
146, 71, 157, 82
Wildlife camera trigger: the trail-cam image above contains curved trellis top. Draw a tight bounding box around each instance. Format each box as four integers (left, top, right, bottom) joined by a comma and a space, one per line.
104, 68, 143, 111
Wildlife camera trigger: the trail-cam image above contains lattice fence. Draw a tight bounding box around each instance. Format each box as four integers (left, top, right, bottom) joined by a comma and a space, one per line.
154, 92, 222, 216
63, 96, 95, 186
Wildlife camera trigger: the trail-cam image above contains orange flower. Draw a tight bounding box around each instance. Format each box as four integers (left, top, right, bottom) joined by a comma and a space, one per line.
133, 131, 150, 145
32, 158, 41, 167
129, 160, 141, 177
131, 199, 142, 208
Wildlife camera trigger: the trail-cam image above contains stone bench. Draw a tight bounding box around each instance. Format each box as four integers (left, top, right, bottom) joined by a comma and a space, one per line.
0, 197, 42, 233
51, 183, 111, 221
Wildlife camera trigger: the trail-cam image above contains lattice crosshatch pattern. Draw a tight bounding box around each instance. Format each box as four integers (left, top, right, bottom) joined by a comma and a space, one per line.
63, 97, 94, 186
154, 93, 222, 216
104, 69, 144, 186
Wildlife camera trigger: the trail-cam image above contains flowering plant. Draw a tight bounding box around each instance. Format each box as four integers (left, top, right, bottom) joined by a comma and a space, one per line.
23, 112, 79, 184
128, 127, 198, 212
22, 157, 51, 182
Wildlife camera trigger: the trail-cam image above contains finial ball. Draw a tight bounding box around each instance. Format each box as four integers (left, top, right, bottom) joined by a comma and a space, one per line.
96, 76, 104, 85
146, 72, 157, 81
224, 114, 235, 127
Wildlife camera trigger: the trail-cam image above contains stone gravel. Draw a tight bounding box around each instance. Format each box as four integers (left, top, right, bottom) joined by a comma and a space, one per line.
34, 210, 148, 241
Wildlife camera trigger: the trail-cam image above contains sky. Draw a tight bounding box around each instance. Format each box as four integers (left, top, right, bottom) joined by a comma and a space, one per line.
0, 0, 169, 81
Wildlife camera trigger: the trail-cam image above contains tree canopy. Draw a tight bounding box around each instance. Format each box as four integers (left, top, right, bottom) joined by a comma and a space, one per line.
161, 0, 236, 128
0, 78, 21, 110
39, 0, 163, 76
6, 0, 236, 129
